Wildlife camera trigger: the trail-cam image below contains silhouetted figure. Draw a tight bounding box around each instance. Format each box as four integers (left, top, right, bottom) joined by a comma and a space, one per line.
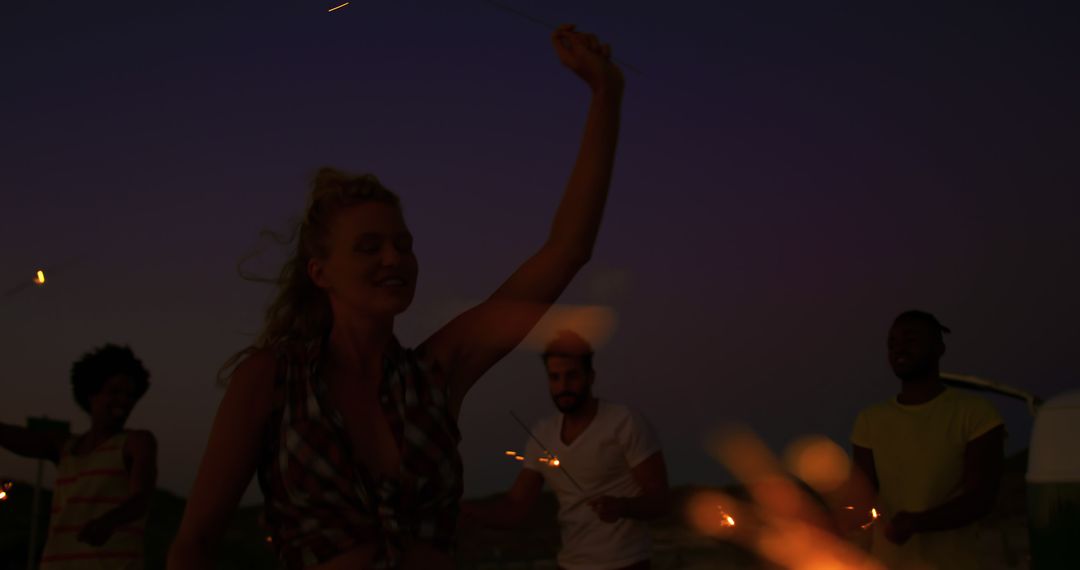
0, 344, 157, 569
462, 331, 668, 570
851, 311, 1004, 569
167, 24, 624, 570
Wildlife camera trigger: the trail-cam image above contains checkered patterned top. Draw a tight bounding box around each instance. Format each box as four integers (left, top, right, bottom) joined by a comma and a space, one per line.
257, 337, 463, 569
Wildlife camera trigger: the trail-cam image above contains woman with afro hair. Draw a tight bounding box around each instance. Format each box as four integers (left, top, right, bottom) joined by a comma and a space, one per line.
0, 343, 157, 569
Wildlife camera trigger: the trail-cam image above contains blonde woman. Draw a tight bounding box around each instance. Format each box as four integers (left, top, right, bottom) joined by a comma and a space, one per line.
167, 25, 623, 570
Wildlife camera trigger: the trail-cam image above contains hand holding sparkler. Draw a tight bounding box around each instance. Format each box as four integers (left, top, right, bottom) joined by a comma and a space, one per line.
552, 25, 624, 96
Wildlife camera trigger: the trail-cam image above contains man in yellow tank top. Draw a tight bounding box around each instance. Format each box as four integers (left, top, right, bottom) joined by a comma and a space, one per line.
850, 311, 1004, 570
0, 344, 157, 569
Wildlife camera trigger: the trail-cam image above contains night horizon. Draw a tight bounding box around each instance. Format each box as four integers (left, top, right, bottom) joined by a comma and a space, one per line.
2, 0, 1077, 512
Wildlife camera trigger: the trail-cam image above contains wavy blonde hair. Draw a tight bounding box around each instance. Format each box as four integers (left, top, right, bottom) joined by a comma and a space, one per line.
219, 167, 401, 382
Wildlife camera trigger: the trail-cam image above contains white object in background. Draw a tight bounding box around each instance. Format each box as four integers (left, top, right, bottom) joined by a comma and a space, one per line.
1027, 390, 1080, 484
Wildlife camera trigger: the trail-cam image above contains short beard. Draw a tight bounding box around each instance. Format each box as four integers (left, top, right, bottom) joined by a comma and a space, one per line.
553, 390, 589, 414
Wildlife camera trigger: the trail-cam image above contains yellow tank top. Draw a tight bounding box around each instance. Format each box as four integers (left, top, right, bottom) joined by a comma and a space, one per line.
40, 431, 145, 569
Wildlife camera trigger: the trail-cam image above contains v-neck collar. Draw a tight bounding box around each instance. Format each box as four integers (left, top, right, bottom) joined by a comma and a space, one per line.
307, 335, 406, 486
559, 399, 602, 448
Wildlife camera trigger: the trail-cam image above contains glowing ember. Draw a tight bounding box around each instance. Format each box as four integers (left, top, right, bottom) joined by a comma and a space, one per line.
0, 481, 11, 502
718, 506, 736, 527
504, 450, 517, 456
859, 507, 880, 530
327, 2, 350, 12
550, 458, 561, 467
33, 270, 45, 285
514, 455, 525, 461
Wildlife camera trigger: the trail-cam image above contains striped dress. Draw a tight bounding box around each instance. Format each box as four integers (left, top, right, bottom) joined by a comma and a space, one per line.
41, 431, 144, 569
257, 336, 464, 569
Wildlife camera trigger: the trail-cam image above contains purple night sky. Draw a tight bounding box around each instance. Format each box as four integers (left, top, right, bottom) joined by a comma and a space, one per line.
2, 1, 1077, 502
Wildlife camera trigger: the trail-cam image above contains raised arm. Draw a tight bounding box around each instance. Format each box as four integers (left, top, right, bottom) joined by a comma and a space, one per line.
167, 351, 275, 569
0, 422, 67, 463
424, 26, 625, 410
77, 430, 158, 546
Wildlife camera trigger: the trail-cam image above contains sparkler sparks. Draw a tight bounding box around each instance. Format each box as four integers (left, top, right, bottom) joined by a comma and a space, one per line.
719, 506, 736, 527
327, 2, 350, 13
0, 481, 12, 502
509, 411, 585, 492
504, 450, 561, 467
861, 507, 879, 530
844, 505, 880, 529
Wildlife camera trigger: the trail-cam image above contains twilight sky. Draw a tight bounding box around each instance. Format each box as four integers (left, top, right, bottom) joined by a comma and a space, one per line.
2, 0, 1078, 503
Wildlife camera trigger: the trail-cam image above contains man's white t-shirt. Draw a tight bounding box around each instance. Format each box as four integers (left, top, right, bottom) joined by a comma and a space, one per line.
523, 400, 662, 570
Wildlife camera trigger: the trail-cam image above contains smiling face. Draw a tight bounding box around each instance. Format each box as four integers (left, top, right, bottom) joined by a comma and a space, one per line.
307, 201, 418, 319
89, 374, 137, 430
887, 317, 945, 382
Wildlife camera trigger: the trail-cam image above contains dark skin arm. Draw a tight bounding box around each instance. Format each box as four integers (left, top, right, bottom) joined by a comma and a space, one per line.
588, 451, 669, 522
78, 430, 158, 546
0, 422, 68, 463
461, 468, 545, 529
884, 425, 1004, 544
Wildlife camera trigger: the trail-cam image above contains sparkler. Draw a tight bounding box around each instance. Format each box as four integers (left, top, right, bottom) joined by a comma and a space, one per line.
479, 0, 642, 75
843, 505, 880, 530
718, 505, 736, 527
509, 411, 585, 492
4, 269, 47, 299
4, 255, 85, 301
503, 450, 563, 467
862, 507, 879, 530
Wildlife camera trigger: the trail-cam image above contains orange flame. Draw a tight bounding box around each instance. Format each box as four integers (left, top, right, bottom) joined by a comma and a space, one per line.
33, 270, 45, 285
504, 450, 517, 456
